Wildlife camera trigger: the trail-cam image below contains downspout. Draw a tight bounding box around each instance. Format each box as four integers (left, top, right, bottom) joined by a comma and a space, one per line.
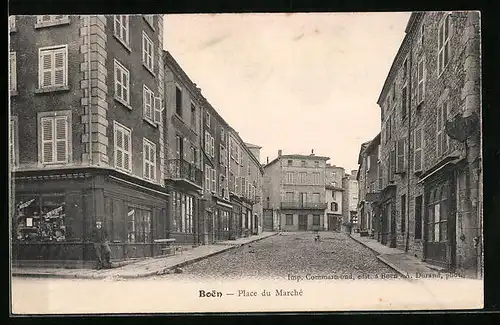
405, 32, 413, 253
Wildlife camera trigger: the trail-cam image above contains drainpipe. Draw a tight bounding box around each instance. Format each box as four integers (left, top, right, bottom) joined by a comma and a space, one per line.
405, 36, 413, 253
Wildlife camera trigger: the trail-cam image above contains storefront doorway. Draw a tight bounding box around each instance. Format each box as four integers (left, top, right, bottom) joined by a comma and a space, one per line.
298, 215, 307, 231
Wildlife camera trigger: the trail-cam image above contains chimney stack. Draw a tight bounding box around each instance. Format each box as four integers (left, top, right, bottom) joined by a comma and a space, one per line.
267, 157, 269, 164
278, 150, 282, 157
311, 149, 314, 155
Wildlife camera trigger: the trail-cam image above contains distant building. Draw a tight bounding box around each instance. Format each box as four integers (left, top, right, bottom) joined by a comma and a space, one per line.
263, 150, 329, 231
324, 164, 345, 231
342, 171, 359, 232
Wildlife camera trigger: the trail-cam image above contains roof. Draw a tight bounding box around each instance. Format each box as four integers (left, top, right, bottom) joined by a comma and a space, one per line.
357, 141, 371, 164
245, 143, 262, 149
364, 132, 381, 154
264, 154, 330, 169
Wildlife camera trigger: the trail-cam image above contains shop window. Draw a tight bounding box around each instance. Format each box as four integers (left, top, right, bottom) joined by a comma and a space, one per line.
127, 207, 151, 243
171, 192, 194, 233
14, 195, 67, 242
426, 185, 448, 242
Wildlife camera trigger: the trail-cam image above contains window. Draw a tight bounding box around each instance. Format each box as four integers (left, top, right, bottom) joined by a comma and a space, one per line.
143, 85, 154, 121
313, 215, 320, 226
438, 13, 451, 76
388, 149, 396, 182
314, 161, 319, 167
331, 202, 338, 212
205, 164, 211, 191
299, 172, 307, 184
191, 146, 197, 165
10, 118, 18, 166
285, 172, 294, 184
10, 52, 16, 94
190, 103, 196, 128
415, 195, 423, 239
392, 82, 396, 103
285, 214, 294, 225
210, 136, 215, 158
9, 15, 16, 32
39, 45, 68, 89
40, 115, 70, 164
172, 192, 194, 233
401, 194, 406, 233
366, 155, 371, 171
396, 138, 406, 174
436, 101, 450, 157
414, 127, 424, 172
143, 15, 154, 29
419, 23, 425, 46
113, 15, 129, 48
312, 193, 320, 203
287, 160, 293, 166
175, 85, 183, 116
143, 138, 156, 181
206, 112, 211, 127
426, 186, 449, 242
402, 59, 408, 80
114, 122, 132, 172
417, 56, 426, 104
220, 145, 225, 165
220, 128, 225, 143
285, 192, 294, 202
313, 172, 320, 185
301, 160, 306, 167
401, 85, 407, 119
35, 15, 70, 28
142, 31, 154, 72
127, 207, 151, 243
211, 168, 217, 192
114, 60, 130, 105
332, 181, 337, 187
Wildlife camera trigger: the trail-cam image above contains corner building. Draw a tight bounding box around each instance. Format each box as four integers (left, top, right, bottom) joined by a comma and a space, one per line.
10, 15, 167, 265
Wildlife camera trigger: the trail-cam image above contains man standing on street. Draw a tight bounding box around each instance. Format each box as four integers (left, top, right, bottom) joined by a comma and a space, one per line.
91, 220, 112, 270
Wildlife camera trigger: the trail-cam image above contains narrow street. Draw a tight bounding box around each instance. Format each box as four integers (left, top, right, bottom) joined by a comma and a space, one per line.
164, 232, 397, 280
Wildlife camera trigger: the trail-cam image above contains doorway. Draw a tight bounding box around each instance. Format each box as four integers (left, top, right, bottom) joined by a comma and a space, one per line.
298, 215, 308, 231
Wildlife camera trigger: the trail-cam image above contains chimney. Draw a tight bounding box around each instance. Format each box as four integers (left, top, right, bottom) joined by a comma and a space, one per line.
267, 157, 269, 164
311, 149, 315, 155
278, 150, 282, 157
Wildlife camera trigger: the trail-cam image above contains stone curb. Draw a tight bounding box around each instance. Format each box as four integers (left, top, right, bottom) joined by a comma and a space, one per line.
12, 233, 278, 280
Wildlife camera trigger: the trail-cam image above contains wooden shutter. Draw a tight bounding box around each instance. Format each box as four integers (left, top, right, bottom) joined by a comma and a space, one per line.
183, 138, 188, 161
150, 144, 155, 180
10, 52, 16, 92
41, 51, 53, 88
212, 168, 216, 192
115, 128, 123, 168
143, 141, 150, 179
414, 128, 423, 172
41, 118, 54, 163
123, 69, 129, 103
10, 120, 15, 166
389, 149, 396, 181
123, 131, 130, 171
396, 138, 405, 174
53, 49, 66, 86
154, 97, 162, 124
437, 106, 443, 156
55, 116, 68, 163
205, 165, 210, 190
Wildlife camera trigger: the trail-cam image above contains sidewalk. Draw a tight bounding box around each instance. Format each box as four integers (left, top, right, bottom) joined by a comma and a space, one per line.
11, 232, 277, 280
349, 233, 446, 276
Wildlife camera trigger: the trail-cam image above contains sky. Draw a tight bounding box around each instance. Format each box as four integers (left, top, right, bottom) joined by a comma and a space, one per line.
163, 12, 411, 174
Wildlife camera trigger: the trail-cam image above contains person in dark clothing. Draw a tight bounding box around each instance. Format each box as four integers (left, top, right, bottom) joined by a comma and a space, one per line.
91, 222, 112, 270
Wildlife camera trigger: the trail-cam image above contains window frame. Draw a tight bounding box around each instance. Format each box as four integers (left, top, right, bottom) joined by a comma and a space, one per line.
143, 85, 154, 123
175, 84, 183, 117
143, 15, 155, 30
10, 51, 17, 95
38, 45, 69, 90
414, 127, 424, 172
35, 15, 70, 29
113, 121, 132, 173
285, 214, 293, 226
436, 101, 450, 157
142, 31, 154, 74
143, 137, 156, 181
437, 13, 451, 77
417, 56, 426, 104
113, 15, 130, 50
38, 111, 72, 165
114, 59, 130, 107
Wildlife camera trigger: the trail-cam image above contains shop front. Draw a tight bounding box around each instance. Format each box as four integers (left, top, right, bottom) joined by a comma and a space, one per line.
214, 198, 232, 241
12, 167, 169, 267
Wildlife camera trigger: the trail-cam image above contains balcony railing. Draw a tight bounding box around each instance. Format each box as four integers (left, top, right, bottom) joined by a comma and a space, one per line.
167, 159, 202, 187
280, 201, 328, 210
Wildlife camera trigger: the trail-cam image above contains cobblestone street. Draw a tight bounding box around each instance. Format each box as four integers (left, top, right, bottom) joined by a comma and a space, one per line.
164, 232, 398, 280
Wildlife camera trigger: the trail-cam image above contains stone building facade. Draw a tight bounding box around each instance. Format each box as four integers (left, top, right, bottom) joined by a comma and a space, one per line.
342, 171, 359, 232
324, 164, 345, 231
375, 12, 482, 278
10, 15, 167, 265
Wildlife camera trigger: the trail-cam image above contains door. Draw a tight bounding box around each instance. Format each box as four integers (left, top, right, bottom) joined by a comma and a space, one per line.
390, 202, 397, 248
298, 215, 308, 231
381, 204, 388, 245
263, 209, 273, 231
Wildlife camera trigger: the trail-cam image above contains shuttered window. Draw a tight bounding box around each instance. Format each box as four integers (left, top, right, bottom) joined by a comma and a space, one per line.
205, 164, 211, 191
142, 31, 154, 71
417, 56, 426, 104
113, 15, 129, 47
211, 168, 217, 192
40, 116, 69, 164
436, 101, 449, 157
9, 119, 17, 166
396, 138, 406, 174
39, 45, 68, 89
114, 122, 132, 172
437, 13, 451, 76
210, 136, 215, 157
10, 52, 16, 93
414, 127, 423, 172
143, 85, 154, 121
114, 60, 130, 104
143, 138, 156, 181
